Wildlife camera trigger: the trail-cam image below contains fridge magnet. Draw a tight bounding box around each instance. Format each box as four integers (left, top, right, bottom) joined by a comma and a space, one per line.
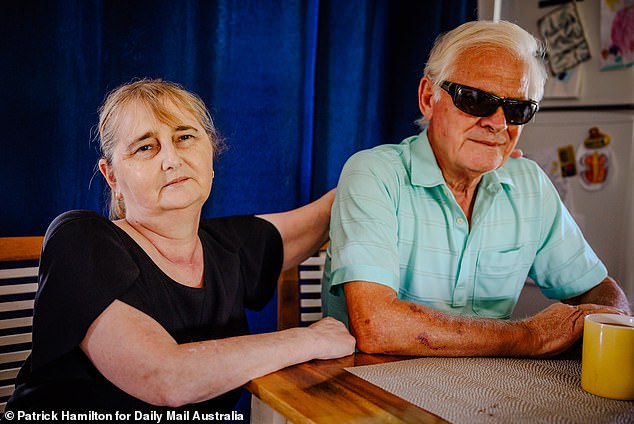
600, 0, 634, 70
557, 144, 577, 177
538, 1, 591, 75
577, 127, 613, 191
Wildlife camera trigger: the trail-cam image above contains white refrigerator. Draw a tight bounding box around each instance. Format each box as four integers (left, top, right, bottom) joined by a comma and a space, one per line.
478, 0, 634, 316
520, 111, 634, 305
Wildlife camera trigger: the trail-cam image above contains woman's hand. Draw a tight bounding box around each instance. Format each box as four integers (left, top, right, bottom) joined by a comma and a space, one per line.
510, 149, 523, 158
306, 317, 356, 360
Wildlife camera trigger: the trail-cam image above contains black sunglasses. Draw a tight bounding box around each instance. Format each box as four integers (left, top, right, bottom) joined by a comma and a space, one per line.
440, 81, 539, 125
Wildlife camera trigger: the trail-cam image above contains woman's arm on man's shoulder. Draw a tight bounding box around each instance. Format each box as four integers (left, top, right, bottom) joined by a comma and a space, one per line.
258, 189, 335, 270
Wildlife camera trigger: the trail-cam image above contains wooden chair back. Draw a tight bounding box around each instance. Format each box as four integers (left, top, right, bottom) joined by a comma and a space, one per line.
277, 245, 327, 330
0, 236, 43, 411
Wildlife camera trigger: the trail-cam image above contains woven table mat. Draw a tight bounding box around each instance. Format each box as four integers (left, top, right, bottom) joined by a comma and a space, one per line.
346, 358, 634, 423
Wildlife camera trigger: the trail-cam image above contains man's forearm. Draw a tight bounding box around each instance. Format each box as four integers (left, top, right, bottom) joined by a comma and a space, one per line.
346, 281, 536, 357
353, 300, 532, 357
345, 280, 624, 358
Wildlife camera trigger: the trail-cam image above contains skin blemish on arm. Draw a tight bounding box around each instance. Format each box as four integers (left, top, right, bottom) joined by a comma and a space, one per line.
409, 303, 426, 314
416, 333, 445, 351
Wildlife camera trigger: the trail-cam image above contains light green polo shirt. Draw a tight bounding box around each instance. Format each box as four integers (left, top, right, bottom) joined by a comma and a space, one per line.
322, 130, 607, 324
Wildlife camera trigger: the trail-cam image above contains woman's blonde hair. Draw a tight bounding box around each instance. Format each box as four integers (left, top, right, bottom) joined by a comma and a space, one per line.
97, 79, 224, 219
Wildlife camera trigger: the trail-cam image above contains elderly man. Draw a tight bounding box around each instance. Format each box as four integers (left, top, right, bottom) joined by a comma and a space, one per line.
322, 20, 630, 357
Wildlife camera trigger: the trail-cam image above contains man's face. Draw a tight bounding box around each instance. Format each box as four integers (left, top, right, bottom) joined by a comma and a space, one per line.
421, 48, 530, 182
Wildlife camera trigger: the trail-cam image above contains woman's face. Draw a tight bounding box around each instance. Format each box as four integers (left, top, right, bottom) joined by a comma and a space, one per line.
99, 99, 214, 220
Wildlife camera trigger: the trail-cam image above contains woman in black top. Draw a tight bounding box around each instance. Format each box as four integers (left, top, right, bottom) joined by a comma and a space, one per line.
7, 79, 355, 413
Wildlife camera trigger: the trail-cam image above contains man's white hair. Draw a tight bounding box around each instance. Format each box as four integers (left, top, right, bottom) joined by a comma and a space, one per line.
418, 20, 548, 128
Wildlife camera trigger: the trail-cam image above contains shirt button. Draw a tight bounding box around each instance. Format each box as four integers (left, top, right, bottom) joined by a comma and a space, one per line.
456, 217, 464, 225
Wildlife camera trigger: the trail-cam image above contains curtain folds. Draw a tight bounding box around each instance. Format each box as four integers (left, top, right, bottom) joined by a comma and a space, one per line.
1, 0, 476, 417
0, 0, 476, 329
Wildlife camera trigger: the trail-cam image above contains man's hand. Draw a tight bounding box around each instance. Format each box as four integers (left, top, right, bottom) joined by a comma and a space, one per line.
521, 302, 625, 357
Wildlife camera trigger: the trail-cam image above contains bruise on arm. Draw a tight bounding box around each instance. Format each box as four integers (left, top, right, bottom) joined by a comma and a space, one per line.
345, 281, 492, 356
408, 304, 448, 351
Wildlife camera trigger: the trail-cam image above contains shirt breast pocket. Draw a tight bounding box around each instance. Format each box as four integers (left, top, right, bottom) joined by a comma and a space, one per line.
473, 247, 530, 318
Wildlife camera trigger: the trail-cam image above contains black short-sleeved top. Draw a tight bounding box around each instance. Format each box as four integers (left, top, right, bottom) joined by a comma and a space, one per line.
6, 210, 283, 413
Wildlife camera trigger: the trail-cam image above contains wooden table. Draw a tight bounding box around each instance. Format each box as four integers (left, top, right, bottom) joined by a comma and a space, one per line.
245, 353, 448, 423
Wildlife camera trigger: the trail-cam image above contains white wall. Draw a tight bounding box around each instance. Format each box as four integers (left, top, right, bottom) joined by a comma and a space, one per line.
479, 0, 634, 312
479, 0, 634, 107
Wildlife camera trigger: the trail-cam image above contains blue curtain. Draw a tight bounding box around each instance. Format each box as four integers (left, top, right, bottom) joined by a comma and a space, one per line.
312, 0, 477, 196
0, 0, 475, 415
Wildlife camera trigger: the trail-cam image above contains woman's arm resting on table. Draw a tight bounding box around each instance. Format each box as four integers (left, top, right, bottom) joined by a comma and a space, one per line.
562, 276, 632, 314
81, 300, 355, 408
258, 189, 335, 270
345, 280, 625, 358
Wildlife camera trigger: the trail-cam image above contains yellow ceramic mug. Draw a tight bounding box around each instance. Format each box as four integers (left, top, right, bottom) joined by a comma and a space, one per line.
581, 313, 634, 400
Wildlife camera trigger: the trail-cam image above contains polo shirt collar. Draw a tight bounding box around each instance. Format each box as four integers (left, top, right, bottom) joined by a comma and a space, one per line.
410, 130, 445, 188
410, 130, 515, 192
482, 164, 515, 193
